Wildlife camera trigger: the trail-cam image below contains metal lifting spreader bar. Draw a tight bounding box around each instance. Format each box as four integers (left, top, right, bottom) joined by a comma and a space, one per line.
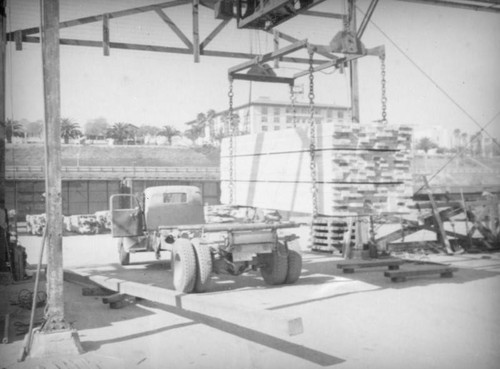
228, 39, 330, 84
293, 45, 385, 79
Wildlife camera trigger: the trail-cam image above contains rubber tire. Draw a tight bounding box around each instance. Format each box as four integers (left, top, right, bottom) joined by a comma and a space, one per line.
260, 242, 288, 285
192, 239, 213, 293
118, 238, 130, 266
285, 249, 302, 284
172, 239, 197, 293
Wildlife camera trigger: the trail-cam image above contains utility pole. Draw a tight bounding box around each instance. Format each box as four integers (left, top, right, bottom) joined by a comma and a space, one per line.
348, 0, 360, 123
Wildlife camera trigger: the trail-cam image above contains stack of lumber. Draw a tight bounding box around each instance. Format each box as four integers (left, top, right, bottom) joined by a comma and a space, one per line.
220, 122, 413, 217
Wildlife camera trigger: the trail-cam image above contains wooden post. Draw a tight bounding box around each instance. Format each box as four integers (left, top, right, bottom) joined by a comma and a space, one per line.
348, 0, 360, 123
102, 13, 110, 56
192, 0, 199, 63
0, 0, 6, 210
423, 176, 453, 254
40, 0, 65, 324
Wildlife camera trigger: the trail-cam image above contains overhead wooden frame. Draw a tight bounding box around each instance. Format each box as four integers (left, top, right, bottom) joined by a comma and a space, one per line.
5, 0, 339, 66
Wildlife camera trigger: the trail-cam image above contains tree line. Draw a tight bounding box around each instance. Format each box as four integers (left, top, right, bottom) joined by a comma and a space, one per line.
4, 117, 185, 145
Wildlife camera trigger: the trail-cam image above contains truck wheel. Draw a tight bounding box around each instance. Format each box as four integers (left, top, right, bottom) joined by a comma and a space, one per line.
118, 238, 130, 266
260, 242, 288, 285
285, 250, 302, 284
172, 239, 196, 293
192, 239, 213, 293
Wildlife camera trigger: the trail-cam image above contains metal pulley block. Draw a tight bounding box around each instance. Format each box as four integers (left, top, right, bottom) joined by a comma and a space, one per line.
247, 63, 277, 77
329, 30, 365, 55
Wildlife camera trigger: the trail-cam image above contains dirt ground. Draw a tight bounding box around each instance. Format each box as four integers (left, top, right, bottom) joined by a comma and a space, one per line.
1, 229, 499, 369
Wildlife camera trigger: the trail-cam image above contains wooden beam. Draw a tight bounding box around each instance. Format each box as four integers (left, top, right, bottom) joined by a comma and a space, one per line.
19, 35, 326, 64
301, 10, 344, 19
0, 0, 5, 210
200, 19, 230, 51
268, 30, 338, 61
14, 30, 22, 50
357, 0, 379, 39
193, 0, 200, 63
273, 29, 279, 69
423, 176, 454, 254
231, 73, 295, 85
102, 14, 110, 56
40, 0, 65, 322
396, 0, 500, 14
89, 275, 304, 337
155, 9, 193, 49
7, 0, 191, 38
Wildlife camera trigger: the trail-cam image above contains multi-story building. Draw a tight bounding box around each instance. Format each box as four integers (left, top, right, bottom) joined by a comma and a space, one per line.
186, 97, 351, 144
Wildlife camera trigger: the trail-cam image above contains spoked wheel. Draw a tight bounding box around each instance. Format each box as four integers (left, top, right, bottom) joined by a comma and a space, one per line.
192, 239, 213, 293
172, 238, 197, 293
118, 238, 130, 266
259, 242, 288, 285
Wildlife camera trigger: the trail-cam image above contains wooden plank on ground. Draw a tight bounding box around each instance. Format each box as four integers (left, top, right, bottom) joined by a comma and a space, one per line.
384, 265, 458, 282
89, 275, 303, 337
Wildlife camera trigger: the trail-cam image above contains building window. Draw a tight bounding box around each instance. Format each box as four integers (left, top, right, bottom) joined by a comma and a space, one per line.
261, 116, 268, 123
286, 116, 292, 123
327, 109, 333, 118
273, 116, 280, 123
274, 107, 280, 115
262, 126, 268, 131
274, 126, 280, 131
261, 106, 268, 115
338, 111, 344, 119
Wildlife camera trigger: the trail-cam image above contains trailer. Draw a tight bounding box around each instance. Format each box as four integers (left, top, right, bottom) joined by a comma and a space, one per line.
110, 185, 302, 293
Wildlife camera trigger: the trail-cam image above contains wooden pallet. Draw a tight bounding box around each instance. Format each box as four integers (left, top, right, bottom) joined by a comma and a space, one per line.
384, 265, 458, 282
337, 258, 404, 273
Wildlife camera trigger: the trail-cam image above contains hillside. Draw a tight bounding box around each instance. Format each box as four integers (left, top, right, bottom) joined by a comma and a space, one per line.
5, 144, 220, 167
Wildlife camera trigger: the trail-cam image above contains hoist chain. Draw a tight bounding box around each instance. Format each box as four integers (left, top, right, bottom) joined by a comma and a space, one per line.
308, 49, 318, 217
228, 78, 234, 205
380, 52, 387, 124
289, 84, 297, 127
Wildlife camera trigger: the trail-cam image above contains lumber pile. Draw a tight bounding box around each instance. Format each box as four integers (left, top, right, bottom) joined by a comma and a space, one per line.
220, 122, 413, 216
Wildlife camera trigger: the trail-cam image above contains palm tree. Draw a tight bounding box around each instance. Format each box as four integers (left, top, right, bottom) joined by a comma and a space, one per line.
159, 125, 181, 145
60, 118, 82, 144
5, 119, 24, 143
106, 122, 137, 145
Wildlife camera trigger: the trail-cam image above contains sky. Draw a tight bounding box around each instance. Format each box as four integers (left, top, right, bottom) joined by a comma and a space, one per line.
5, 0, 500, 140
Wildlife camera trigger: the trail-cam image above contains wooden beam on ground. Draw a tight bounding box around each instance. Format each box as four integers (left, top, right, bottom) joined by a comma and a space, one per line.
102, 14, 110, 56
155, 9, 193, 50
192, 0, 200, 63
89, 275, 303, 337
200, 19, 230, 51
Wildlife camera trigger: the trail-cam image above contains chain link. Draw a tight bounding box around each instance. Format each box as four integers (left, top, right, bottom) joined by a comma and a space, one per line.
308, 49, 318, 217
289, 84, 297, 128
228, 78, 234, 205
380, 52, 387, 124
